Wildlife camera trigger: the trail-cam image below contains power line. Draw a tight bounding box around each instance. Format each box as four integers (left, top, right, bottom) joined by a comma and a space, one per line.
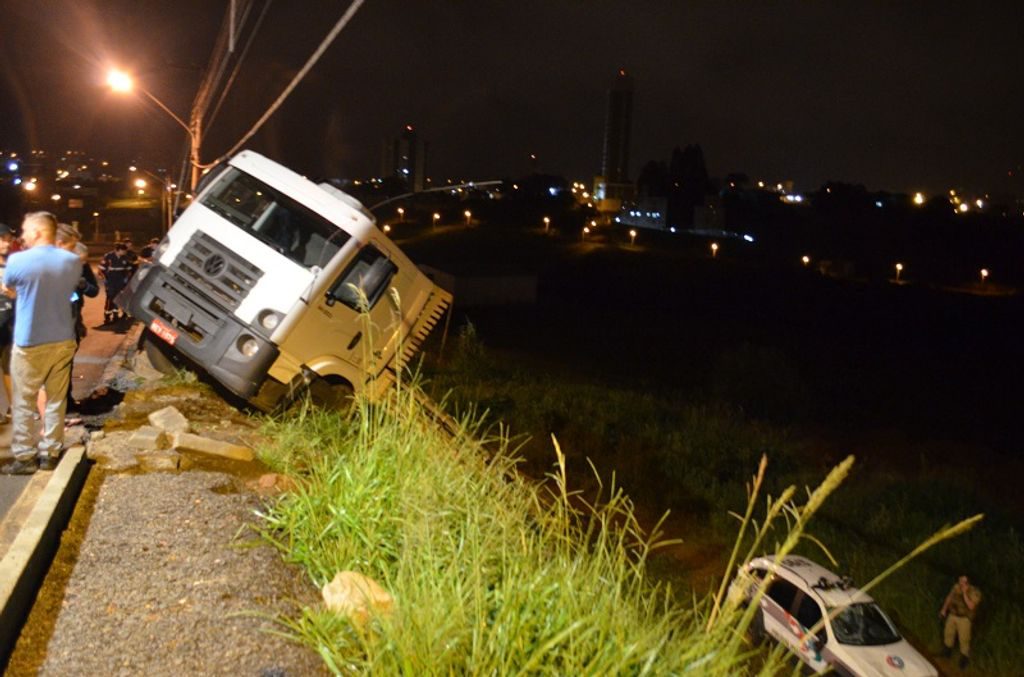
199, 0, 366, 169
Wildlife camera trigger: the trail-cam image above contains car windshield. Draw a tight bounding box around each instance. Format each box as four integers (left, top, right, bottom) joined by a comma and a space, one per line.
830, 602, 902, 646
200, 167, 349, 269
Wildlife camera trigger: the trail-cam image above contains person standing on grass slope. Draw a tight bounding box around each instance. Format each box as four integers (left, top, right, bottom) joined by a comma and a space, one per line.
940, 574, 982, 669
0, 212, 82, 475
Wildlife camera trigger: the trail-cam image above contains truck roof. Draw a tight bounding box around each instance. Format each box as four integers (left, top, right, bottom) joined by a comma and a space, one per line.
228, 150, 377, 242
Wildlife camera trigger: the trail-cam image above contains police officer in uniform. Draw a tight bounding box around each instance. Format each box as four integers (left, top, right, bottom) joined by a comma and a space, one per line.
97, 241, 136, 324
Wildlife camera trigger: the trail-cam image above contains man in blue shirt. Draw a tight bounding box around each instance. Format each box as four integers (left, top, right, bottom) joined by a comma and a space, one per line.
1, 212, 82, 474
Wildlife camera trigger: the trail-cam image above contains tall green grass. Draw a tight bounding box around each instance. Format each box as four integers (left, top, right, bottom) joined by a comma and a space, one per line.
422, 326, 1020, 674
254, 383, 836, 674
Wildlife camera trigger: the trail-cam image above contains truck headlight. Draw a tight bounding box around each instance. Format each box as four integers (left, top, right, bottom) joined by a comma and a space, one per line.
238, 336, 260, 357
258, 310, 282, 331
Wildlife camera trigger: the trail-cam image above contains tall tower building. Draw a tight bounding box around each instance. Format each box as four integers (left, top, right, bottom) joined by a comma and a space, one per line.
381, 124, 427, 192
594, 70, 635, 217
601, 69, 634, 183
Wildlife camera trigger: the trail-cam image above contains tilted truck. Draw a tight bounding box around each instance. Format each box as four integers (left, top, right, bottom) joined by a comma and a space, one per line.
122, 150, 451, 411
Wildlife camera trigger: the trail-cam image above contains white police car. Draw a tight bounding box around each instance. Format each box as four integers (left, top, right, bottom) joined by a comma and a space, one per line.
729, 555, 937, 676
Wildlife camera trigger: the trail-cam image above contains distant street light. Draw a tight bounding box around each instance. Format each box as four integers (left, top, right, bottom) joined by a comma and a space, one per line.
711, 242, 719, 258
980, 268, 989, 284
397, 206, 405, 222
134, 178, 147, 189
543, 216, 550, 232
629, 229, 637, 246
582, 226, 590, 241
913, 192, 925, 206
801, 255, 811, 266
107, 68, 202, 191
464, 209, 472, 225
895, 262, 904, 281
383, 224, 392, 233
432, 212, 440, 228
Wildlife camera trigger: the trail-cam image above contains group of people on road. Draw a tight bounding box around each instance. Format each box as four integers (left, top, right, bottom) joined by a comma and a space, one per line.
0, 213, 156, 475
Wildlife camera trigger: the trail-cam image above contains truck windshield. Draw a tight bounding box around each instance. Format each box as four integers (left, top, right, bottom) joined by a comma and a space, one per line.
200, 167, 350, 269
830, 603, 902, 646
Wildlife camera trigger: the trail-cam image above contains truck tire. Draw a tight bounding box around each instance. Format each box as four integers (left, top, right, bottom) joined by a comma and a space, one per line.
306, 376, 354, 412
141, 330, 183, 375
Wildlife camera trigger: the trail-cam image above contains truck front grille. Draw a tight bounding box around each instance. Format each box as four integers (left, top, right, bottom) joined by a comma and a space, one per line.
169, 231, 263, 312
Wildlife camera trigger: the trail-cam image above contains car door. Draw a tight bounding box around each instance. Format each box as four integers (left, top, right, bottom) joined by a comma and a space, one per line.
761, 578, 800, 649
792, 592, 830, 674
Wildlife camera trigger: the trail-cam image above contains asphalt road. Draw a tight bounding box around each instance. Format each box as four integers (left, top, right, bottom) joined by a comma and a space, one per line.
0, 270, 131, 523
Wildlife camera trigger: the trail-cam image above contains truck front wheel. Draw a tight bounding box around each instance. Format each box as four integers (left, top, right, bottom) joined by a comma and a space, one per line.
141, 330, 185, 375
307, 376, 354, 411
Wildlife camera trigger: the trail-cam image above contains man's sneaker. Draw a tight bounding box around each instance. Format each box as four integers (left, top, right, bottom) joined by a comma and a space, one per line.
2, 458, 38, 475
38, 455, 60, 471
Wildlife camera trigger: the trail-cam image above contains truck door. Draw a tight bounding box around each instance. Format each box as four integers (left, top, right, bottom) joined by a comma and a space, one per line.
319, 243, 399, 374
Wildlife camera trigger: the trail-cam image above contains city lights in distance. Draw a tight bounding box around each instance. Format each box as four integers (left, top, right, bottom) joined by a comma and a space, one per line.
958, 203, 969, 213
913, 192, 925, 205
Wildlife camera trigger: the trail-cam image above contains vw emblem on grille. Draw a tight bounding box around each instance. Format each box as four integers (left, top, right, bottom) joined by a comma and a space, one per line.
204, 254, 226, 276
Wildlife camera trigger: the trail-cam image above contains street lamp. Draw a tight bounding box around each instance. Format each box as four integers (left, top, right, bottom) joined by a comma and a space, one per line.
629, 229, 637, 246
801, 255, 811, 266
543, 216, 550, 232
711, 242, 719, 258
131, 166, 174, 233
107, 68, 201, 191
582, 226, 590, 241
397, 206, 405, 223
432, 212, 440, 228
464, 209, 472, 225
980, 268, 989, 284
895, 262, 903, 281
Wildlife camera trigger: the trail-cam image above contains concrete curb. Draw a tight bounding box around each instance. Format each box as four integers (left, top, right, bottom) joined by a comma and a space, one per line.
0, 446, 90, 663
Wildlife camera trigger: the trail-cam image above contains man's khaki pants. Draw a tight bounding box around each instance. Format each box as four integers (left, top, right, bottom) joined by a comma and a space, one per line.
944, 614, 972, 656
10, 339, 76, 462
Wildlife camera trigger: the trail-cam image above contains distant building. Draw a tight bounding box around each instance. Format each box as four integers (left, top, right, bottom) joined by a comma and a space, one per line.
381, 124, 427, 192
596, 69, 635, 215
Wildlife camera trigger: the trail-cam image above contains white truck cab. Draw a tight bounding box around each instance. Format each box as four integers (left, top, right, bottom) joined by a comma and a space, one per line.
124, 150, 451, 410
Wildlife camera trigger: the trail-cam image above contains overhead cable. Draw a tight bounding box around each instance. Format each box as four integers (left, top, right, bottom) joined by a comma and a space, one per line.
199, 0, 366, 168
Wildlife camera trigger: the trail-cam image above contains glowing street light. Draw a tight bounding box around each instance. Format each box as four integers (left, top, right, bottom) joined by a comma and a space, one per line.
383, 224, 391, 233
895, 262, 903, 281
913, 192, 925, 206
543, 216, 550, 232
801, 255, 811, 266
107, 68, 201, 190
958, 203, 969, 213
432, 212, 441, 228
710, 242, 719, 258
464, 209, 472, 225
134, 178, 147, 189
582, 226, 590, 241
629, 229, 637, 246
397, 206, 405, 222
980, 268, 989, 284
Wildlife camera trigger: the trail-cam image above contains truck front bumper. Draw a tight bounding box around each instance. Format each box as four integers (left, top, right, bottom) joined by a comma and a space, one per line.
124, 264, 280, 401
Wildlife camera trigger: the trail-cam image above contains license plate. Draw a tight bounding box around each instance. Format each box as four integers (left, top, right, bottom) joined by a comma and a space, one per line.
149, 318, 179, 346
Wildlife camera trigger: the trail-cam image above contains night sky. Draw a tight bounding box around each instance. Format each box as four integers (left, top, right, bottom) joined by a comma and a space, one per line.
1, 1, 1021, 194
